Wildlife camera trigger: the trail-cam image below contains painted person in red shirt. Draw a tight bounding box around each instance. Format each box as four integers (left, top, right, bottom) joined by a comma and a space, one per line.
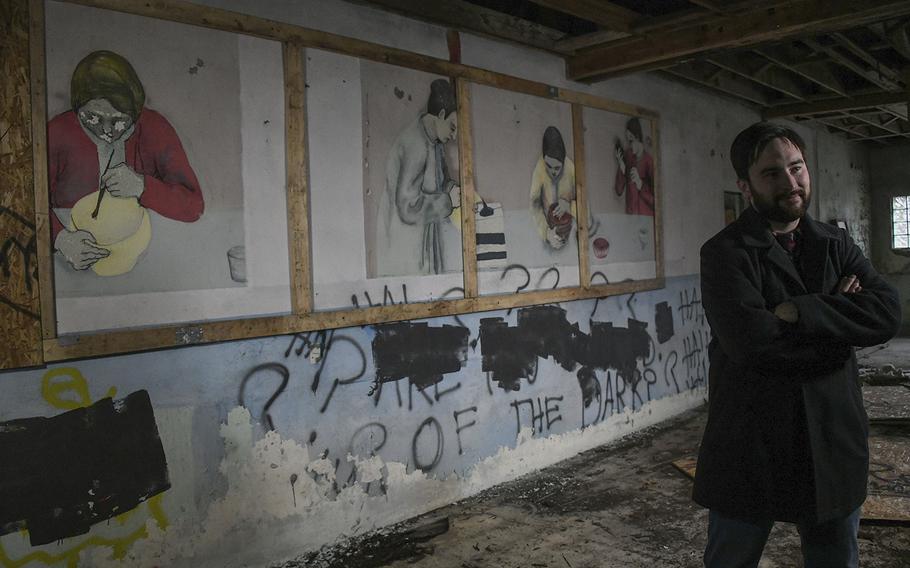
48, 50, 204, 270
613, 116, 654, 216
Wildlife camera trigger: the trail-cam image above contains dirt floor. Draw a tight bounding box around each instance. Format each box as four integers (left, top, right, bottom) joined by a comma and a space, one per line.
280, 341, 910, 568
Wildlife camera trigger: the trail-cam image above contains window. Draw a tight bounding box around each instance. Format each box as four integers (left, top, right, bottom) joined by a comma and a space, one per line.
893, 196, 910, 249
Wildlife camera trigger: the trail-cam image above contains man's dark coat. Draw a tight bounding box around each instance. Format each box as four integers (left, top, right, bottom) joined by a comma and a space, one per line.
694, 207, 900, 522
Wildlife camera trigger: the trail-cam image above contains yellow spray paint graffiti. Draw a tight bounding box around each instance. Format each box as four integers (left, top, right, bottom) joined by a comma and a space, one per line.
0, 368, 169, 567
40, 368, 117, 410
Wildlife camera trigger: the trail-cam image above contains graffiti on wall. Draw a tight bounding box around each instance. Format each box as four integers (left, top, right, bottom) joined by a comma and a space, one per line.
0, 206, 39, 320
1, 276, 708, 566
0, 369, 170, 567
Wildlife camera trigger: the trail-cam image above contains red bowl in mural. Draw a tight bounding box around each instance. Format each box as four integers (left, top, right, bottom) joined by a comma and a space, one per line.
547, 203, 573, 239
593, 237, 610, 259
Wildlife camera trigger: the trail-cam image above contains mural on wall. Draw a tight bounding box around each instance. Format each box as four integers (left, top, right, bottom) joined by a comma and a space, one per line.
45, 1, 291, 334
471, 85, 580, 294
583, 107, 657, 281
613, 117, 654, 217
0, 274, 707, 567
49, 50, 204, 277
373, 78, 462, 278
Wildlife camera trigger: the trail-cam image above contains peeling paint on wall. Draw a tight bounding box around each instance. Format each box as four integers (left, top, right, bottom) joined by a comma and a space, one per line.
96, 388, 704, 568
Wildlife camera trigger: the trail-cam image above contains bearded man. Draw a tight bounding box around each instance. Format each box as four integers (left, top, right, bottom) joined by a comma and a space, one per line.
694, 122, 900, 567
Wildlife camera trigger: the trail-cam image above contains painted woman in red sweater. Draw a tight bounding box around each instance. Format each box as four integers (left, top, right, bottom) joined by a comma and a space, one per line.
613, 117, 654, 217
48, 50, 204, 270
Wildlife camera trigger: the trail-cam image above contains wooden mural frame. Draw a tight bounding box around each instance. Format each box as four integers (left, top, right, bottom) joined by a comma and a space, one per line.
6, 0, 663, 366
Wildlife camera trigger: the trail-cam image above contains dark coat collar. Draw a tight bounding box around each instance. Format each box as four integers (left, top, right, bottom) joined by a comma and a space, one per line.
736, 206, 837, 293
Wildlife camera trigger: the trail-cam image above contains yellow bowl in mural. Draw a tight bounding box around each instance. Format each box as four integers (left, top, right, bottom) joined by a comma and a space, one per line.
70, 191, 152, 276
71, 191, 144, 245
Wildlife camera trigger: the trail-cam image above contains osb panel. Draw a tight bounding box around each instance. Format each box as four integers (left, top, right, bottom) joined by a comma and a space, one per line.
0, 0, 43, 369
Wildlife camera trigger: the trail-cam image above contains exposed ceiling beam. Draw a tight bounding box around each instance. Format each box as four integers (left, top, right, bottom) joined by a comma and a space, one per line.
686, 0, 726, 15
555, 29, 629, 52
836, 108, 907, 137
754, 46, 848, 96
802, 38, 902, 90
631, 7, 712, 34
763, 90, 910, 118
831, 31, 902, 85
632, 1, 793, 35
567, 0, 910, 81
348, 0, 569, 54
526, 0, 639, 32
883, 19, 910, 62
754, 46, 908, 123
705, 53, 808, 101
811, 117, 883, 142
663, 64, 772, 106
853, 131, 910, 140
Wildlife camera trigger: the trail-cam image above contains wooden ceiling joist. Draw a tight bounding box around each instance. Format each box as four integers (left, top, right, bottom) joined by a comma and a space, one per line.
664, 63, 772, 106
802, 38, 903, 91
349, 0, 569, 54
753, 46, 849, 96
704, 53, 808, 101
764, 90, 909, 119
526, 0, 639, 32
567, 0, 910, 81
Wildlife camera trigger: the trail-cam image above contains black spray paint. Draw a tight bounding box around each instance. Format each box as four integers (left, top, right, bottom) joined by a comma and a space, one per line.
655, 301, 674, 344
0, 390, 170, 545
480, 305, 650, 392
372, 322, 469, 390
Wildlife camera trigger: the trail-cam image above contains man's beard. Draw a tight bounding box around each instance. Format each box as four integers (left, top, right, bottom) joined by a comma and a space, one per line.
750, 188, 810, 224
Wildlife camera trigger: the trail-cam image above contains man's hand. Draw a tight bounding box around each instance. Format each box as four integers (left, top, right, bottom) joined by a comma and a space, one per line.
774, 301, 799, 323
615, 146, 625, 173
102, 164, 145, 199
838, 274, 862, 294
55, 229, 110, 270
546, 226, 567, 250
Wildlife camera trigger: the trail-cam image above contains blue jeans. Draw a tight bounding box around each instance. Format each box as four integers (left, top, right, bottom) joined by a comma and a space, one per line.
704, 508, 861, 568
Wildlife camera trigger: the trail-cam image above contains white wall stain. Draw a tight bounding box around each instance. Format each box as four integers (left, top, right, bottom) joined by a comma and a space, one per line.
89, 390, 703, 568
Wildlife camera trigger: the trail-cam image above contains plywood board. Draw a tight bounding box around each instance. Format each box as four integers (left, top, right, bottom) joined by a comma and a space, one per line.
0, 0, 44, 369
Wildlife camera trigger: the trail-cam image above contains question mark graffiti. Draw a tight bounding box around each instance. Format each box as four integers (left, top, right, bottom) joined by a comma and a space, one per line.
500, 264, 530, 315
589, 271, 609, 319
536, 266, 560, 290
238, 363, 290, 432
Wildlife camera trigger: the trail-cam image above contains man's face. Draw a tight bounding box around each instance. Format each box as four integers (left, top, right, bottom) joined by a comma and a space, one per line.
434, 110, 458, 144
78, 98, 133, 143
738, 137, 811, 224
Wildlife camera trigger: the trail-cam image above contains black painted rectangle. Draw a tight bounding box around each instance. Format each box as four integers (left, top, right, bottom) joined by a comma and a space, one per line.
476, 251, 508, 261
475, 233, 506, 245
373, 322, 469, 389
0, 390, 170, 545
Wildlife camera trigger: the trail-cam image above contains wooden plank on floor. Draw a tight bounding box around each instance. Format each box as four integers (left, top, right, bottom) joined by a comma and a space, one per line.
671, 457, 696, 479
